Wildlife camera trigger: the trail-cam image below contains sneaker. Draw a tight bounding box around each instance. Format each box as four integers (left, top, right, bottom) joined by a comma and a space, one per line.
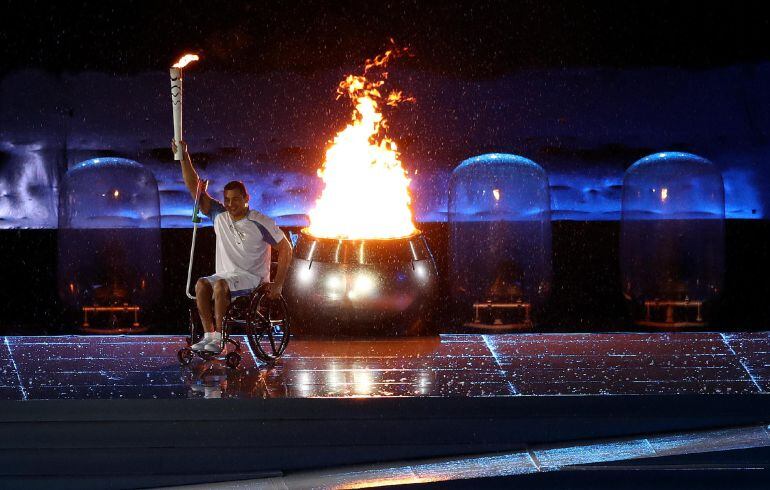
191, 332, 217, 352
203, 333, 223, 353
203, 386, 223, 398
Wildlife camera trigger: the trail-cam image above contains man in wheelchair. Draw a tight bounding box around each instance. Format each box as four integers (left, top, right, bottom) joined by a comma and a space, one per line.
173, 140, 293, 354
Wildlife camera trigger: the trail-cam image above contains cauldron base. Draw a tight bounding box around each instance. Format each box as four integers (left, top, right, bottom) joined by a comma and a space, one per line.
284, 230, 439, 337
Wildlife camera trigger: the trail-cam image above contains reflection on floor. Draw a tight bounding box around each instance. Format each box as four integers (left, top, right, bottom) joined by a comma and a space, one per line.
212, 424, 770, 489
1, 332, 768, 400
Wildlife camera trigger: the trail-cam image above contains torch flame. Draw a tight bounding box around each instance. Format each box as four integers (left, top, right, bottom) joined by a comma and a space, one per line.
307, 46, 416, 240
172, 54, 200, 68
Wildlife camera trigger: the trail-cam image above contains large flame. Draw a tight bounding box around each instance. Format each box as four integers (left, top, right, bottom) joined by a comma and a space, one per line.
172, 54, 199, 68
307, 47, 416, 240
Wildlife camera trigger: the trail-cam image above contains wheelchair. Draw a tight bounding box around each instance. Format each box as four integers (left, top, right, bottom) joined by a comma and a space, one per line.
177, 283, 291, 368
177, 179, 290, 369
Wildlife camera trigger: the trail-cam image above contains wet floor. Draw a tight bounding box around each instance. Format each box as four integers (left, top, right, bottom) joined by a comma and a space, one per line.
1, 332, 768, 400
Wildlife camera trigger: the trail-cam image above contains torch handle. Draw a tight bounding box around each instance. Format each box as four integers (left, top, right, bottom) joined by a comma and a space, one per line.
170, 67, 184, 160
186, 221, 199, 300
186, 178, 208, 300
192, 179, 209, 223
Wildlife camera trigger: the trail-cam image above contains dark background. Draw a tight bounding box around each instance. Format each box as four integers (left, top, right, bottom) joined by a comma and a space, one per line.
2, 221, 769, 334
2, 1, 769, 334
2, 0, 770, 76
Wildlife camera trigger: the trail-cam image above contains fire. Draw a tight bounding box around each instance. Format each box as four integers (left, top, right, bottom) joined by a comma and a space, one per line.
307, 46, 416, 240
172, 54, 199, 68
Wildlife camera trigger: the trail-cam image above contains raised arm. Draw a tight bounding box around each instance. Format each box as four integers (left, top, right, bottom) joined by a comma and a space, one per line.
172, 139, 213, 216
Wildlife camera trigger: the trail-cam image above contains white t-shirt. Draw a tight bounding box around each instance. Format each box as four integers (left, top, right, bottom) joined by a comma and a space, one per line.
206, 201, 286, 283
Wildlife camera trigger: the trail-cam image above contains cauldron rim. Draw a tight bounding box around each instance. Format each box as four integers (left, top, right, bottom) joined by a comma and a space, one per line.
295, 228, 432, 264
300, 228, 422, 243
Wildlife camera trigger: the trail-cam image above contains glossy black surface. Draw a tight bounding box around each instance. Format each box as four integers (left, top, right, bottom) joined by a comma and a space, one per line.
285, 230, 439, 334
1, 332, 768, 400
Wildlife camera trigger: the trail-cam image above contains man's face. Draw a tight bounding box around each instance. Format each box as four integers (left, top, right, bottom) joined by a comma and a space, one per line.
224, 189, 249, 218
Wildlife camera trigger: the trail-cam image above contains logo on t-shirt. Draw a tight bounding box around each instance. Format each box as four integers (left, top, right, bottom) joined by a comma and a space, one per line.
228, 222, 247, 244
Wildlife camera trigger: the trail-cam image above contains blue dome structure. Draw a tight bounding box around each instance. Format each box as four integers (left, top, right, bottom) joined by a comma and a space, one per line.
57, 158, 162, 328
620, 152, 725, 326
448, 153, 552, 329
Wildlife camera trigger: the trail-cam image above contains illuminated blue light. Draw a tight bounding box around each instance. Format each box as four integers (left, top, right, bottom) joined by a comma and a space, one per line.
0, 153, 764, 229
722, 168, 763, 218
648, 426, 770, 456
534, 439, 655, 468
622, 152, 725, 219
135, 164, 766, 225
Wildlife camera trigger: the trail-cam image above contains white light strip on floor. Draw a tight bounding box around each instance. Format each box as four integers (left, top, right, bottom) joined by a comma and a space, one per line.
3, 337, 27, 400
721, 333, 764, 392
482, 334, 518, 395
161, 423, 770, 489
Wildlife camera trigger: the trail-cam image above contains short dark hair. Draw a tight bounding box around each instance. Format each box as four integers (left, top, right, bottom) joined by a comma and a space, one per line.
223, 180, 248, 198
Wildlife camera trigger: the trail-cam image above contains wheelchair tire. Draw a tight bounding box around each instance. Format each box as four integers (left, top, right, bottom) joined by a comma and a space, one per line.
246, 291, 291, 363
225, 351, 241, 369
198, 350, 218, 361
177, 348, 193, 365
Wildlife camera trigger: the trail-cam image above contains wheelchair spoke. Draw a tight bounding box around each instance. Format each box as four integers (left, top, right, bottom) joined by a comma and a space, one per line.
246, 291, 290, 362
266, 326, 278, 354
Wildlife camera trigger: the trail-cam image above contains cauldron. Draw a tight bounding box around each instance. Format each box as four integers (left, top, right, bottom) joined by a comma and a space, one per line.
284, 229, 438, 335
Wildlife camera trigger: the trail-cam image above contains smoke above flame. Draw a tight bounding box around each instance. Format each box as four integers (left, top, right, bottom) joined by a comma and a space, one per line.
307, 45, 416, 240
172, 54, 199, 69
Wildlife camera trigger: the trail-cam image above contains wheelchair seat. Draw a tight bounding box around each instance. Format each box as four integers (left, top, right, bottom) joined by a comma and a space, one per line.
230, 288, 253, 299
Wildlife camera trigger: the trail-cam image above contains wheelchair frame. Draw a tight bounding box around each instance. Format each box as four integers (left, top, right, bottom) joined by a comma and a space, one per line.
176, 179, 291, 368
177, 283, 291, 368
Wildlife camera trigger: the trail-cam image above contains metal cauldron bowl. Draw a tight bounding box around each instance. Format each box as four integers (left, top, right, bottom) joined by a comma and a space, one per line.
284, 229, 438, 335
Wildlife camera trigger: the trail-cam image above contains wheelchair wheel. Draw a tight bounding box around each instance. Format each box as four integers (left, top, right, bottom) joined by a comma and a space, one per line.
177, 348, 193, 365
225, 351, 241, 369
247, 291, 290, 363
197, 349, 218, 361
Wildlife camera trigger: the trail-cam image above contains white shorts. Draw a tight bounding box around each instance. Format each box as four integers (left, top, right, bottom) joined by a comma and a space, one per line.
203, 271, 262, 298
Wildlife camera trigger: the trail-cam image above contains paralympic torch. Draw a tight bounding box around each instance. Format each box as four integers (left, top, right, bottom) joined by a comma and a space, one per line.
170, 54, 199, 160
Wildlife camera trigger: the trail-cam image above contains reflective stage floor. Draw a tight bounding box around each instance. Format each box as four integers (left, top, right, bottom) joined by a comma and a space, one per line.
1, 332, 769, 488
1, 332, 769, 400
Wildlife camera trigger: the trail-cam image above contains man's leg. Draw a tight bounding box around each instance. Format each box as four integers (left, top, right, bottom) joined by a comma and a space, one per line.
213, 279, 231, 333
195, 278, 215, 333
